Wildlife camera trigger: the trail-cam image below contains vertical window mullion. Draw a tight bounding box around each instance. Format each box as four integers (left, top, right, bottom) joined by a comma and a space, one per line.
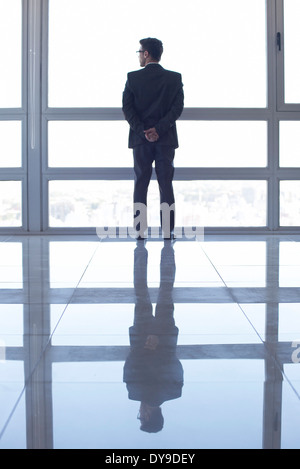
27, 0, 42, 232
276, 0, 285, 110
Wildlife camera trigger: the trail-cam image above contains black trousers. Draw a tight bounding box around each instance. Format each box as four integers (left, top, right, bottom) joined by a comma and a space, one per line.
133, 143, 175, 236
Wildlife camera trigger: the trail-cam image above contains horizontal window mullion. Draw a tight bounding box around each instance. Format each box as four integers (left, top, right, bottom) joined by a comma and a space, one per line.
43, 169, 135, 180
276, 168, 300, 178
43, 108, 124, 120
0, 111, 26, 118
174, 169, 272, 180
277, 104, 300, 112
0, 171, 26, 180
43, 167, 272, 179
181, 108, 271, 120
276, 111, 300, 119
43, 107, 272, 121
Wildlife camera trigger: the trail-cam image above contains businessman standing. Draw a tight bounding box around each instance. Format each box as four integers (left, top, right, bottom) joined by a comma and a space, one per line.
122, 38, 184, 239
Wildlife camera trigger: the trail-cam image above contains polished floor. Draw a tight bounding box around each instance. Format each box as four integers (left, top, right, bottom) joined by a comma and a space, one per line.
0, 233, 300, 449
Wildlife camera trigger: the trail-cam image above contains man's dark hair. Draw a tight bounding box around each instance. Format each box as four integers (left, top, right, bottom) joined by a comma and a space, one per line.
140, 407, 164, 433
139, 37, 163, 62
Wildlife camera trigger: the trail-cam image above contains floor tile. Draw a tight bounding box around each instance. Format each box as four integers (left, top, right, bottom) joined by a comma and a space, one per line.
0, 234, 300, 449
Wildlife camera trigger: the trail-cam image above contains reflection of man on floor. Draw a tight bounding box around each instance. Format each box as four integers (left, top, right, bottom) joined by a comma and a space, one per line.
123, 241, 183, 433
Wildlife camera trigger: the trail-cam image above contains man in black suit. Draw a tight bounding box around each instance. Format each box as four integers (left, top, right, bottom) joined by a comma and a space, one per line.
122, 38, 184, 239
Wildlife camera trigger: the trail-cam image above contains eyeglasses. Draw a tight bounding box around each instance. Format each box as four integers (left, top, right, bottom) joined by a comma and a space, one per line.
136, 50, 145, 54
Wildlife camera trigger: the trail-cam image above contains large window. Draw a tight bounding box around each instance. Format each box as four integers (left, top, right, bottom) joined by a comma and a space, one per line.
0, 0, 300, 232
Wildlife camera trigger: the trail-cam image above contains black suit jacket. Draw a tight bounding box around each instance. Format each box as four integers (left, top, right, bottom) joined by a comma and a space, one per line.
122, 64, 184, 149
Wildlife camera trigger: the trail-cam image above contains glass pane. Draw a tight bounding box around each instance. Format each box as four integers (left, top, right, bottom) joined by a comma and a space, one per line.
0, 121, 22, 167
0, 0, 21, 107
0, 181, 22, 227
176, 121, 267, 167
49, 180, 134, 227
279, 121, 300, 167
174, 181, 267, 227
48, 0, 266, 108
48, 121, 132, 167
49, 180, 267, 228
49, 180, 162, 228
280, 181, 300, 226
184, 0, 267, 107
284, 0, 300, 103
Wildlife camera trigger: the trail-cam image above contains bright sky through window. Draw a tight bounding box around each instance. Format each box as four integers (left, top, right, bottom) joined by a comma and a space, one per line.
48, 0, 267, 108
